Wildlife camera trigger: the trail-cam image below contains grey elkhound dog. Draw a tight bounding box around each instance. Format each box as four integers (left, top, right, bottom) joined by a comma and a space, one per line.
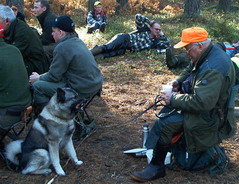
5, 88, 85, 176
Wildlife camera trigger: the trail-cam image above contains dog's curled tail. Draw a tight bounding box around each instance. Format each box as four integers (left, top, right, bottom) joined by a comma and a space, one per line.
5, 140, 23, 165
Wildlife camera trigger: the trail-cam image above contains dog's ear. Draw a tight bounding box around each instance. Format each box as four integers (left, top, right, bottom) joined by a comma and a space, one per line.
57, 88, 66, 103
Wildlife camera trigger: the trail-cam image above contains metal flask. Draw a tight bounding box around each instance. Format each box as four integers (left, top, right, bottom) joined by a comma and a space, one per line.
142, 123, 149, 148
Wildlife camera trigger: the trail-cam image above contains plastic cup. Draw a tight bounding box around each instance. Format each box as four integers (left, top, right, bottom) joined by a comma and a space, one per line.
162, 85, 172, 93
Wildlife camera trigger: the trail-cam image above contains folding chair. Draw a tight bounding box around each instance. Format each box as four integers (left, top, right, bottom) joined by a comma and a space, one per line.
0, 106, 33, 142
73, 89, 101, 140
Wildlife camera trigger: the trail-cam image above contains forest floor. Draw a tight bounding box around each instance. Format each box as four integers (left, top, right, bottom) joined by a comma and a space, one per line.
0, 48, 239, 184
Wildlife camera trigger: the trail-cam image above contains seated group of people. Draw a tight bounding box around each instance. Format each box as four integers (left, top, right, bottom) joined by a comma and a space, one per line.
0, 1, 238, 183
0, 2, 103, 149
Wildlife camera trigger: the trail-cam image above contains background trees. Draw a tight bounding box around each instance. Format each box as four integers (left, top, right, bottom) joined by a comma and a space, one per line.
217, 0, 233, 12
184, 0, 201, 17
0, 0, 238, 21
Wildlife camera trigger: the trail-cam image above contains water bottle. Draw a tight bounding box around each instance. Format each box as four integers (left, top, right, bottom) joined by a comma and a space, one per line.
142, 123, 149, 148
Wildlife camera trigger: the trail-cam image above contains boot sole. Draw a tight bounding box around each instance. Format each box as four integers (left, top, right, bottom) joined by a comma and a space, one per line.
130, 172, 166, 182
130, 174, 151, 182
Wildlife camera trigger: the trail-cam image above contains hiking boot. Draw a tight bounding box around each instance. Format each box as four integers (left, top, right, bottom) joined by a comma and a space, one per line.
100, 24, 106, 33
91, 45, 103, 56
166, 48, 178, 68
131, 164, 166, 182
87, 27, 94, 34
94, 53, 105, 61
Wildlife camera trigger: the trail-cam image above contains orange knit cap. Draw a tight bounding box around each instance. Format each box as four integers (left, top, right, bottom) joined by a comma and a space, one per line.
174, 27, 208, 49
11, 6, 18, 10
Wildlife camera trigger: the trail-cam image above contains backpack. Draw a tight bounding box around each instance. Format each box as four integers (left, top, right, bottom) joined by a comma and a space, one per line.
166, 137, 230, 174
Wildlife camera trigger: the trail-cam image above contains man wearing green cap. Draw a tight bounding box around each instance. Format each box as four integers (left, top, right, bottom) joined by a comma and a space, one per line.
131, 27, 236, 182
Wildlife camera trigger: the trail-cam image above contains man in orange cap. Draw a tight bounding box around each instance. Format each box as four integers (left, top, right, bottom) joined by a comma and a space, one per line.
131, 27, 236, 182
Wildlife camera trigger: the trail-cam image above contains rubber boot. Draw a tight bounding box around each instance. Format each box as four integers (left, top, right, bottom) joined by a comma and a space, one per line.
94, 53, 105, 61
90, 45, 103, 56
131, 143, 170, 182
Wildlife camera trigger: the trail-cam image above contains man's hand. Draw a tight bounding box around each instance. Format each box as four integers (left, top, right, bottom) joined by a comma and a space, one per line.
161, 91, 173, 105
168, 80, 180, 92
149, 20, 156, 26
29, 72, 40, 83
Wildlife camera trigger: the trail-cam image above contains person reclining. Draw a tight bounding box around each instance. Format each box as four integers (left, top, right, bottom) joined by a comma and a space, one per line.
131, 27, 236, 182
90, 14, 170, 59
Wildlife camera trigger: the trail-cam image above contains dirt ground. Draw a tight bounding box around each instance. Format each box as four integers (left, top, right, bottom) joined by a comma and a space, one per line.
0, 55, 239, 184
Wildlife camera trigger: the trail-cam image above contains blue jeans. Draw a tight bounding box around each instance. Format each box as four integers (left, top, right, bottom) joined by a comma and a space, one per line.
145, 107, 184, 149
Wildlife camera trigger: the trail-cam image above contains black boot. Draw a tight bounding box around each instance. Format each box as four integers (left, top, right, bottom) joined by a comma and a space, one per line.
131, 143, 170, 182
94, 53, 105, 61
90, 45, 103, 56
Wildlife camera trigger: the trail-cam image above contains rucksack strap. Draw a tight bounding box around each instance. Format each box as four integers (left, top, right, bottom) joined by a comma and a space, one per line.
208, 146, 230, 174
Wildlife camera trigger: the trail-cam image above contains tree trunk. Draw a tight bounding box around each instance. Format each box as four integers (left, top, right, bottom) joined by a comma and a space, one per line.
217, 0, 232, 12
88, 0, 95, 12
184, 0, 201, 17
115, 0, 128, 15
6, 0, 24, 13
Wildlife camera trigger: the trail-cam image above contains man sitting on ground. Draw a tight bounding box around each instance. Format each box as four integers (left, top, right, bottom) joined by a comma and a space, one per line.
90, 14, 170, 60
0, 24, 32, 150
29, 16, 103, 115
131, 27, 236, 182
87, 1, 108, 34
0, 4, 49, 75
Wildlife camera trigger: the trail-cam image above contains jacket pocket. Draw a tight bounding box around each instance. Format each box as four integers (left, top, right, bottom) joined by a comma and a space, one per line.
191, 118, 219, 152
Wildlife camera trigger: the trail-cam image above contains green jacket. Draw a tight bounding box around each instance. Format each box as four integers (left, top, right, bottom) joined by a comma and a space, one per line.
37, 9, 57, 45
0, 38, 32, 108
171, 44, 236, 153
40, 34, 103, 97
4, 19, 49, 75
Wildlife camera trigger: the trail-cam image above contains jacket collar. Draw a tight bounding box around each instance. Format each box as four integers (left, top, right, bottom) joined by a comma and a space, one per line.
4, 19, 18, 44
192, 43, 213, 71
57, 33, 77, 44
37, 9, 51, 24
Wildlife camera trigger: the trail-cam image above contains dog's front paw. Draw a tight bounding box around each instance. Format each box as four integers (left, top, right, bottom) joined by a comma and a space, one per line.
56, 169, 66, 176
74, 160, 83, 166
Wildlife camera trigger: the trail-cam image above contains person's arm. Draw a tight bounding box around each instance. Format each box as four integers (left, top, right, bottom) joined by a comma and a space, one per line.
40, 47, 68, 82
171, 69, 223, 112
135, 14, 150, 30
40, 20, 54, 45
87, 11, 97, 25
12, 24, 30, 57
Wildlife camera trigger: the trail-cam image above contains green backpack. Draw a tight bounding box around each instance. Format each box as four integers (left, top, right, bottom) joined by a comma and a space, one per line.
166, 137, 230, 174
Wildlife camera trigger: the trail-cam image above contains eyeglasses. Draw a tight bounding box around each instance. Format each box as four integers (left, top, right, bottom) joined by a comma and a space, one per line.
184, 45, 195, 54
